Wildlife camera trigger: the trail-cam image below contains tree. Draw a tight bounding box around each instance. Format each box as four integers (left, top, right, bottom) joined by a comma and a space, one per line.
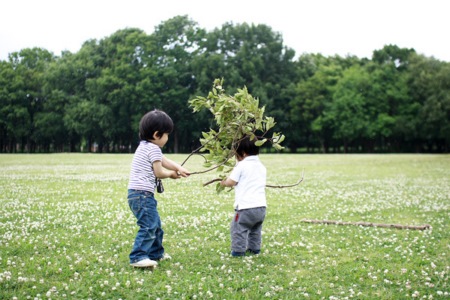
408, 54, 450, 151
372, 44, 415, 71
149, 15, 205, 153
326, 65, 370, 152
290, 55, 356, 152
86, 28, 158, 152
367, 45, 415, 152
41, 50, 96, 152
0, 60, 16, 152
4, 48, 55, 152
32, 90, 68, 152
51, 41, 104, 152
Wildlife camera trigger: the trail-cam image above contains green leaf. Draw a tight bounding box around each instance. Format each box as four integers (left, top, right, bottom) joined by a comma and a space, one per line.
265, 117, 275, 131
215, 182, 225, 193
255, 139, 267, 147
273, 143, 285, 151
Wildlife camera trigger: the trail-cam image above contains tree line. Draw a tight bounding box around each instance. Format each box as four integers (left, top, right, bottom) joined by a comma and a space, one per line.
1, 15, 449, 153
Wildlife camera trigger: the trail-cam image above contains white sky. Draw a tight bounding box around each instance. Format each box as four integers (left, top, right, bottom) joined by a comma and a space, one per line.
1, 0, 449, 62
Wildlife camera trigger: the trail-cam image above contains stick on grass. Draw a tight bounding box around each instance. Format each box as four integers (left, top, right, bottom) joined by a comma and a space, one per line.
301, 219, 431, 230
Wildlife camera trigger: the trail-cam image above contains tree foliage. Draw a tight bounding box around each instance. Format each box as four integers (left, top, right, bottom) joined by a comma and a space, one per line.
189, 78, 285, 191
0, 16, 448, 153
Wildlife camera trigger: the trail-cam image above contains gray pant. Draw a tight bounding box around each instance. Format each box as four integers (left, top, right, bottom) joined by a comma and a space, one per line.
231, 207, 266, 253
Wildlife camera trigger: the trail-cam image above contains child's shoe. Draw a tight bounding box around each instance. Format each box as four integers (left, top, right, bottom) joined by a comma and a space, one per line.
231, 251, 246, 257
130, 258, 158, 268
246, 249, 260, 255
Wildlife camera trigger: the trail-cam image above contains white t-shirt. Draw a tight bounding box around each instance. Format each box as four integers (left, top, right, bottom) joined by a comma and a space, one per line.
128, 140, 162, 192
229, 156, 266, 210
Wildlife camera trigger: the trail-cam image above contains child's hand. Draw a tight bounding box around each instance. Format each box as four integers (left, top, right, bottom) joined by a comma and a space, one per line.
177, 166, 191, 177
169, 171, 181, 179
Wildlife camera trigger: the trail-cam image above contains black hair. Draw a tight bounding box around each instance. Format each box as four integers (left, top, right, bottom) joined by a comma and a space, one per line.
139, 109, 174, 141
234, 135, 260, 157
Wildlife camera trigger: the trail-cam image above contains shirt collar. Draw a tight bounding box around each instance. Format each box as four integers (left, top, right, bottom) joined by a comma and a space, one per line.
243, 155, 259, 161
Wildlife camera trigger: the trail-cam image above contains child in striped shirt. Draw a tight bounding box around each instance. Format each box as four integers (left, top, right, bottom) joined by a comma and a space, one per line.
128, 109, 190, 268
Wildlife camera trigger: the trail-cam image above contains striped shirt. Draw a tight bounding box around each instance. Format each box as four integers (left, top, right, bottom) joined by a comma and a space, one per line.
128, 140, 162, 192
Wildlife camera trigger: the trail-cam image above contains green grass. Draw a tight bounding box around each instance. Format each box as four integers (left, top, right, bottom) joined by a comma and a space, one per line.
0, 153, 449, 299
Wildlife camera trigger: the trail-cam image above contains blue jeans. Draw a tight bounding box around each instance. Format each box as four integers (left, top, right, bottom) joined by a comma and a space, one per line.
128, 190, 164, 263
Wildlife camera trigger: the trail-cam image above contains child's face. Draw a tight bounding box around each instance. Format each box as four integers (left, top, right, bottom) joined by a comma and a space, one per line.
152, 132, 169, 148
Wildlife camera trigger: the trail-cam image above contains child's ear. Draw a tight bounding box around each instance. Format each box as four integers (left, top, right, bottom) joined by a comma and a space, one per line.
153, 131, 160, 140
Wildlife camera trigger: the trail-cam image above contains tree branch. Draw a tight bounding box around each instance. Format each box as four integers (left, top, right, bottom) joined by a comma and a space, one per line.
265, 171, 304, 188
188, 155, 234, 175
203, 178, 222, 186
202, 171, 305, 188
180, 153, 207, 167
180, 132, 221, 166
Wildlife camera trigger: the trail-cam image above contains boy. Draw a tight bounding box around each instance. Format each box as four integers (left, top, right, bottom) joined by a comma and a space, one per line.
221, 136, 267, 257
128, 109, 190, 267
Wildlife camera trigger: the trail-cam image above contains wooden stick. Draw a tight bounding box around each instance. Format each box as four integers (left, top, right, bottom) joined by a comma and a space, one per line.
203, 178, 222, 186
203, 175, 305, 188
301, 219, 431, 230
266, 172, 304, 188
203, 170, 305, 188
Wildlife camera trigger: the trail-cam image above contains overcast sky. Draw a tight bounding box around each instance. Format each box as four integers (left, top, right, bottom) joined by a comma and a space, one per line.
1, 0, 449, 62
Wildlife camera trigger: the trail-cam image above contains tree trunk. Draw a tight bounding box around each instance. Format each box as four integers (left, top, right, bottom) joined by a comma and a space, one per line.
173, 130, 179, 153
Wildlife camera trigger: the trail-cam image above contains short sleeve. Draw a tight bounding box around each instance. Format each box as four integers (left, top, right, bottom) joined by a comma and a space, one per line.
229, 162, 242, 183
148, 144, 163, 164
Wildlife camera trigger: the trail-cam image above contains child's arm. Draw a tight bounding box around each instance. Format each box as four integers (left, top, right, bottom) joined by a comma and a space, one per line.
221, 177, 237, 187
153, 161, 179, 179
162, 156, 190, 177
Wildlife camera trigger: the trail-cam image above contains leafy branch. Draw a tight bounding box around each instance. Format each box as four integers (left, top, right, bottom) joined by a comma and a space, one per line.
186, 78, 301, 192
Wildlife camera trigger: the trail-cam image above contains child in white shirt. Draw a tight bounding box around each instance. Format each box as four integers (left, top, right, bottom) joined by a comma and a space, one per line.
221, 136, 267, 256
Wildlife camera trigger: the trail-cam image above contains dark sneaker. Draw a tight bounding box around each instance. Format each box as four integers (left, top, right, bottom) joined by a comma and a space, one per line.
231, 251, 246, 257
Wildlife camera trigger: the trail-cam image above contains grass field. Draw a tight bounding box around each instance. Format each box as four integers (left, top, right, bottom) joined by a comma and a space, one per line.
0, 153, 449, 299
